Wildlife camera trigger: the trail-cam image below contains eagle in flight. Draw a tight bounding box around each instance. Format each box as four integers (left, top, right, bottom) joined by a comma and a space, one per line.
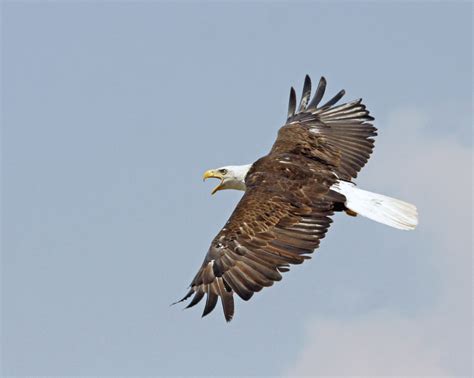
175, 75, 418, 321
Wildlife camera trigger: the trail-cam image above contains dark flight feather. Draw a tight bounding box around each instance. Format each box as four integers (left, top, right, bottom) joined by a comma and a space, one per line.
320, 89, 346, 109
287, 87, 296, 119
216, 278, 234, 322
298, 75, 312, 112
202, 285, 218, 317
307, 76, 326, 110
185, 289, 204, 308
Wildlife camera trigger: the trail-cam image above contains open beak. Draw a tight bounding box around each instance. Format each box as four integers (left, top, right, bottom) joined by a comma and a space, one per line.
203, 170, 224, 195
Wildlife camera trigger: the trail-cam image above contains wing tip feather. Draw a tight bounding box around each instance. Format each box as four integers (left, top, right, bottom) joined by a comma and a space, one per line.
287, 87, 297, 119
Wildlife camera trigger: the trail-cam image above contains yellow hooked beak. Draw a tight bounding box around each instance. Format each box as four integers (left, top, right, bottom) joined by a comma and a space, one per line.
203, 170, 224, 195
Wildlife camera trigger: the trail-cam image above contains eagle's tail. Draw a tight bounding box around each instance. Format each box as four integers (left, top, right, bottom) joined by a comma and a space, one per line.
331, 180, 418, 230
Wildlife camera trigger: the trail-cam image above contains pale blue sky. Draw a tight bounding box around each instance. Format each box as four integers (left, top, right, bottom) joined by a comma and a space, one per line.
2, 2, 472, 376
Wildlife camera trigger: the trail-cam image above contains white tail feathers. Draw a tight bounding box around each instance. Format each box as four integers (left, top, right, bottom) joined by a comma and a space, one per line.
331, 180, 418, 230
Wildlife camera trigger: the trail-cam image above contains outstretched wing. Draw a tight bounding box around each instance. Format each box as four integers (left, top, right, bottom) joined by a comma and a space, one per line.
177, 158, 345, 321
278, 75, 377, 181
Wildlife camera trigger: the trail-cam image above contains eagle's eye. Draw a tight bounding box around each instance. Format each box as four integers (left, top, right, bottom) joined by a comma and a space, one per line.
219, 169, 228, 175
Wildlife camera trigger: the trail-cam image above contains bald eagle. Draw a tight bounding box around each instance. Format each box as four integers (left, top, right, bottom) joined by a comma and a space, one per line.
176, 75, 418, 321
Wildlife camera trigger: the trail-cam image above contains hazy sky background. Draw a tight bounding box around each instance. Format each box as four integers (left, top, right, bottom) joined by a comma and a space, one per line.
2, 2, 472, 376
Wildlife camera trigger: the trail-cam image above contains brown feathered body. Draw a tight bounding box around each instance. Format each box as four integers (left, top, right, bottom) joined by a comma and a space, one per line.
178, 76, 377, 321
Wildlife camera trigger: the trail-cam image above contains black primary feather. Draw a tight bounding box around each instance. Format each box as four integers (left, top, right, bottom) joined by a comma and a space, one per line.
298, 75, 312, 112
320, 89, 346, 108
308, 76, 327, 109
202, 286, 218, 317
287, 87, 296, 119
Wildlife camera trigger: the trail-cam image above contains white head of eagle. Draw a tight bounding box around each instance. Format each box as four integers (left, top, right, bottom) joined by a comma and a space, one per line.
203, 164, 252, 194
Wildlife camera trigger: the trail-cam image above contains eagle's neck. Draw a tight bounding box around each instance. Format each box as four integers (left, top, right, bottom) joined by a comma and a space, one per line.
229, 164, 252, 190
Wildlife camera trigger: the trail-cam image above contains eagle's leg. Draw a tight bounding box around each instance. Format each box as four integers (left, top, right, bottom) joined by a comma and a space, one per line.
333, 202, 358, 217
345, 209, 358, 217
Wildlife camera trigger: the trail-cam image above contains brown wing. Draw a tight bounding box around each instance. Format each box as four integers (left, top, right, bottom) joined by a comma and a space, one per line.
277, 75, 377, 181
176, 156, 345, 321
